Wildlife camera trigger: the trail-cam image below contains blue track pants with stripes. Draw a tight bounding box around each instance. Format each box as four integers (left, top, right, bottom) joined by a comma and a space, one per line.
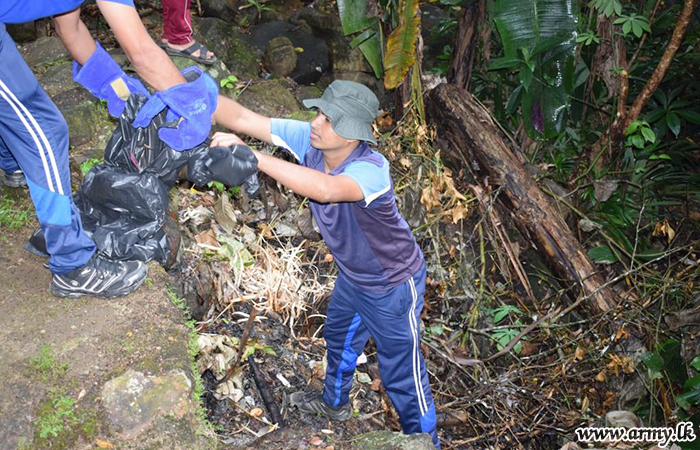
0, 24, 95, 273
323, 263, 440, 448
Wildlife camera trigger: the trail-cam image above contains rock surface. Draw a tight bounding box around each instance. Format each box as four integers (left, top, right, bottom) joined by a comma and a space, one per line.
264, 36, 298, 77
351, 431, 437, 450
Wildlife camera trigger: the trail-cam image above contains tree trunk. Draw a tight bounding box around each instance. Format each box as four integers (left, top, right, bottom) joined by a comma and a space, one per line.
426, 84, 615, 314
611, 0, 696, 140
447, 0, 485, 91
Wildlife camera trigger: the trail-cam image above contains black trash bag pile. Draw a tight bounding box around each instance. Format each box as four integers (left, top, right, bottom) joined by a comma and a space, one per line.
26, 94, 258, 268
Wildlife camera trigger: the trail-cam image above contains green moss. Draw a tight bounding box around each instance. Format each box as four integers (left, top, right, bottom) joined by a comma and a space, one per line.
30, 389, 100, 450
28, 345, 68, 383
0, 195, 32, 230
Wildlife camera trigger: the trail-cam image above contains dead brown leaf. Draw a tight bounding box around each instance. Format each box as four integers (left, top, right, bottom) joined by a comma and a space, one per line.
195, 229, 219, 247
95, 439, 115, 449
574, 346, 585, 361
309, 436, 324, 446
250, 407, 263, 418
653, 220, 676, 243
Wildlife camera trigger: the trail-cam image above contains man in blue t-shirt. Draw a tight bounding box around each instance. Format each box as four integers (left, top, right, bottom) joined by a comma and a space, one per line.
210, 80, 440, 448
0, 0, 225, 297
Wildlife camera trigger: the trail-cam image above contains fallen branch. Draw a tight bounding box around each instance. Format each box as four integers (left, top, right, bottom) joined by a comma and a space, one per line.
217, 307, 258, 386
248, 355, 285, 427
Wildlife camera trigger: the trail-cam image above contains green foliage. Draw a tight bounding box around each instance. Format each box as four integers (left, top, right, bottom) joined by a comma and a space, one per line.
427, 45, 453, 76
220, 74, 244, 98
239, 0, 273, 19
337, 0, 385, 78
625, 120, 656, 149
576, 30, 600, 46
491, 0, 578, 138
614, 13, 651, 38
166, 286, 187, 310
29, 345, 68, 382
641, 340, 700, 449
486, 305, 524, 354
35, 391, 78, 440
589, 0, 622, 18
645, 88, 700, 138
383, 0, 421, 89
0, 196, 31, 229
587, 245, 618, 264
79, 157, 101, 175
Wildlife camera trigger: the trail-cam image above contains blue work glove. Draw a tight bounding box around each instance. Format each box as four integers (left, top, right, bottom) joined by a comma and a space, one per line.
132, 67, 218, 151
73, 41, 150, 118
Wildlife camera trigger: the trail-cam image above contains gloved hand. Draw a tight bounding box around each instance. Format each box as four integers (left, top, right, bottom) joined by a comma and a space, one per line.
73, 41, 150, 118
132, 67, 218, 151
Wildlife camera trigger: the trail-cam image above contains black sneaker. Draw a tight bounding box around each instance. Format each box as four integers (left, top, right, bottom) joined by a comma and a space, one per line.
50, 254, 147, 299
289, 391, 353, 421
2, 169, 27, 188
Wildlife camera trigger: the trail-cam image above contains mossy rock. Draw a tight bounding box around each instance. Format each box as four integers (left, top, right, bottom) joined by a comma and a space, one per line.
236, 79, 302, 117
38, 62, 74, 97
193, 17, 261, 79
51, 88, 111, 148
18, 36, 70, 69
351, 431, 436, 450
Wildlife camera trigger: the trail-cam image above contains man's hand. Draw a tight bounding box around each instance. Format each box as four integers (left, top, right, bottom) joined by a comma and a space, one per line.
210, 132, 247, 147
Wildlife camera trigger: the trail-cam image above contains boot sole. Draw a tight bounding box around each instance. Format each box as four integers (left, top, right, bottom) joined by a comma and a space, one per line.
50, 269, 147, 299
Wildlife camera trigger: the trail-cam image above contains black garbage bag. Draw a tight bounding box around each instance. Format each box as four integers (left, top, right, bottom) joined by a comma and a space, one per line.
26, 94, 258, 267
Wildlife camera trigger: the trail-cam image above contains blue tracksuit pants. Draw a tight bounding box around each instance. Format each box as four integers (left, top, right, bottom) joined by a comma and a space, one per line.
323, 263, 440, 448
0, 23, 95, 273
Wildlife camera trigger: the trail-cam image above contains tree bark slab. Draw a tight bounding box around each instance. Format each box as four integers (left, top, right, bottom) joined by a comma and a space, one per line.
426, 84, 615, 314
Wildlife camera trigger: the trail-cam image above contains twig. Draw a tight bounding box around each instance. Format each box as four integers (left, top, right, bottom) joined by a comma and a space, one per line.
482, 243, 691, 363
217, 307, 258, 385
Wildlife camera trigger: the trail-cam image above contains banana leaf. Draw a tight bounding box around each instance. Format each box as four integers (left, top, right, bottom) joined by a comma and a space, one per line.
383, 0, 420, 89
493, 0, 578, 138
337, 0, 384, 78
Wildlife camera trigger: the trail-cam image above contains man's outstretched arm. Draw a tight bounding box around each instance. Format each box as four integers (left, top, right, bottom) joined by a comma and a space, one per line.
213, 97, 273, 145
53, 2, 186, 90
210, 132, 364, 204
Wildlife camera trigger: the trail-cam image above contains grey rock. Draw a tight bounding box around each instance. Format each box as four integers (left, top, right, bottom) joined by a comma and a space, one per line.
617, 374, 646, 406
198, 0, 239, 22
18, 36, 70, 68
351, 431, 436, 450
594, 179, 618, 203
297, 3, 341, 35
7, 22, 40, 44
264, 36, 298, 77
239, 21, 329, 84
101, 369, 192, 437
605, 410, 642, 429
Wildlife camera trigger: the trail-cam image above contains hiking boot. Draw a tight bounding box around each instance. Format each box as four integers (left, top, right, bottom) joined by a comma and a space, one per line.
2, 169, 27, 188
50, 253, 147, 299
289, 391, 353, 421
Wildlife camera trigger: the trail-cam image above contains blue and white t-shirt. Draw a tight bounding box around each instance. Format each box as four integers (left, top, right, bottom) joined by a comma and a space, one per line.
0, 0, 134, 24
271, 118, 424, 292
